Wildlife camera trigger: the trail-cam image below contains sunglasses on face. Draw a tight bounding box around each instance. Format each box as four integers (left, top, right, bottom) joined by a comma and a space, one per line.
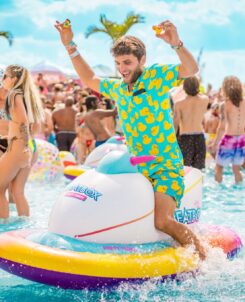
2, 74, 12, 80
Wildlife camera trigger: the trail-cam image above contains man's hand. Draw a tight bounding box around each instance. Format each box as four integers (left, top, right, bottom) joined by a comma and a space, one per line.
154, 20, 180, 46
54, 19, 74, 47
207, 141, 217, 154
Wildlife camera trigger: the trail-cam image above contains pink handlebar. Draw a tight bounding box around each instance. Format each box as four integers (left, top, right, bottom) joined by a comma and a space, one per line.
130, 155, 156, 166
116, 136, 124, 141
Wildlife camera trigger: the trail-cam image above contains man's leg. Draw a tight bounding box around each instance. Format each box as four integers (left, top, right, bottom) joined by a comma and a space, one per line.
242, 160, 245, 169
154, 192, 206, 260
178, 135, 194, 167
214, 164, 223, 183
232, 165, 243, 183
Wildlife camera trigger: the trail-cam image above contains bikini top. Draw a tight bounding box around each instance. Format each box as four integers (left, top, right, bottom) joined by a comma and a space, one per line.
4, 89, 27, 122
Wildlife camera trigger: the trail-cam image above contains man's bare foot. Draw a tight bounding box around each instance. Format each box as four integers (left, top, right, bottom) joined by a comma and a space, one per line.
215, 171, 222, 183
235, 172, 243, 183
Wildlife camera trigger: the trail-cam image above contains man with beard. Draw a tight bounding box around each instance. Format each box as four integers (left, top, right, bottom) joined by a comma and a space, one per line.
55, 19, 205, 260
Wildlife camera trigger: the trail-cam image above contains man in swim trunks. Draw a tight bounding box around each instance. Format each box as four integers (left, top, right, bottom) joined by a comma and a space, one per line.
55, 19, 206, 259
52, 96, 77, 151
210, 76, 245, 183
174, 76, 209, 169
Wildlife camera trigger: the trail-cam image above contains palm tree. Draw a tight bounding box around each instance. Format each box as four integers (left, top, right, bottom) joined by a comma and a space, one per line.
85, 12, 145, 76
0, 31, 13, 46
85, 12, 145, 43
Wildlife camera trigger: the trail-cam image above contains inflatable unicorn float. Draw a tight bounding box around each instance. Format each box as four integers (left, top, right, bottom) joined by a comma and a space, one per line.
0, 150, 242, 289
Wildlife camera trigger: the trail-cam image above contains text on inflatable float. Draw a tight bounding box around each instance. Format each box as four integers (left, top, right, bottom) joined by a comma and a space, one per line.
174, 207, 201, 224
65, 185, 103, 202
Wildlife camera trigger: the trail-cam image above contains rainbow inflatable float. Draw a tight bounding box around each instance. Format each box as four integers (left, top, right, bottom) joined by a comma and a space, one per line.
0, 151, 242, 289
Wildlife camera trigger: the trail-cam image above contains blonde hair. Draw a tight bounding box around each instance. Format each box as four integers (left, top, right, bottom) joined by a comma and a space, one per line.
6, 64, 45, 123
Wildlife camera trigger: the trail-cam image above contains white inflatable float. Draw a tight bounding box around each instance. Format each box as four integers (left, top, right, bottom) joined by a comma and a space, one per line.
51, 151, 202, 243
0, 150, 242, 289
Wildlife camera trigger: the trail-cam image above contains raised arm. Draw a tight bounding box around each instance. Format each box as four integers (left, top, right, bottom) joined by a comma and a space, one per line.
154, 20, 199, 78
55, 20, 100, 92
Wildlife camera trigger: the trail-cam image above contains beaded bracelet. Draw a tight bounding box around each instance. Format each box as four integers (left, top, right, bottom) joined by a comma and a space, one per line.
171, 40, 183, 50
65, 41, 77, 51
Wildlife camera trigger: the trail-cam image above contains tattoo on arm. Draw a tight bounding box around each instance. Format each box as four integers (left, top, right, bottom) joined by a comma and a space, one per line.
19, 123, 29, 148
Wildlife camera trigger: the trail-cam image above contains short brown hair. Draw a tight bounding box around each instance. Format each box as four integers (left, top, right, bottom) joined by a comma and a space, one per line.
222, 76, 243, 107
183, 76, 200, 96
111, 35, 146, 61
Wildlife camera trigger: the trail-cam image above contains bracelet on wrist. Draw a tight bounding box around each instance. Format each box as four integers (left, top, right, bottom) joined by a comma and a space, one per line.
69, 50, 80, 59
171, 40, 183, 50
65, 40, 77, 51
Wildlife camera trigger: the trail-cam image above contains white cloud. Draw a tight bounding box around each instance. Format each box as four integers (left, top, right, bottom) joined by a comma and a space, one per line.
1, 1, 244, 89
132, 0, 245, 25
1, 35, 244, 89
200, 49, 245, 89
12, 0, 245, 29
0, 36, 63, 68
13, 0, 124, 28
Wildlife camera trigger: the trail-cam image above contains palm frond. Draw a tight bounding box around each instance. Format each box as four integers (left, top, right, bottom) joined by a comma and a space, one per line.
85, 12, 145, 42
85, 26, 107, 39
0, 31, 13, 46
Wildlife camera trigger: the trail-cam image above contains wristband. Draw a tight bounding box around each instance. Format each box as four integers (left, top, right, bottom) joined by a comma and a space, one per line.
69, 50, 80, 59
65, 41, 77, 51
171, 40, 183, 50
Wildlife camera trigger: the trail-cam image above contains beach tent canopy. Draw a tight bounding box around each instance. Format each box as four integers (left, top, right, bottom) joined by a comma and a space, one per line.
30, 61, 67, 83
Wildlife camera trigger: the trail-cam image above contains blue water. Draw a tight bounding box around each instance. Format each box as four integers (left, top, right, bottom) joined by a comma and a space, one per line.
0, 166, 245, 302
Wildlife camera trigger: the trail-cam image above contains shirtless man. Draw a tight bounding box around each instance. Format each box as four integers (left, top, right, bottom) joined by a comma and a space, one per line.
84, 96, 117, 147
174, 76, 209, 169
52, 96, 77, 151
51, 83, 65, 108
210, 76, 245, 183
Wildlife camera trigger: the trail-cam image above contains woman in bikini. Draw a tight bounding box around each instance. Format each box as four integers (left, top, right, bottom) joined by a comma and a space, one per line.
0, 87, 8, 156
0, 65, 44, 219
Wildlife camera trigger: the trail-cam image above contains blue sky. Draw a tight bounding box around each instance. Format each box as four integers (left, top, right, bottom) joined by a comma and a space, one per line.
0, 0, 244, 89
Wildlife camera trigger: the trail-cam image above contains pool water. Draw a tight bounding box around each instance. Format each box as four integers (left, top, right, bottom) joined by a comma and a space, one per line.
0, 166, 244, 302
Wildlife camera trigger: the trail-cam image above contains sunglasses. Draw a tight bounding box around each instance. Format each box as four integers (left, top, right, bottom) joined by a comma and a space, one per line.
2, 74, 12, 80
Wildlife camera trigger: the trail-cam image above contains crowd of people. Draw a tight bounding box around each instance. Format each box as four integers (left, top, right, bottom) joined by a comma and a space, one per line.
33, 75, 120, 163
0, 18, 244, 261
